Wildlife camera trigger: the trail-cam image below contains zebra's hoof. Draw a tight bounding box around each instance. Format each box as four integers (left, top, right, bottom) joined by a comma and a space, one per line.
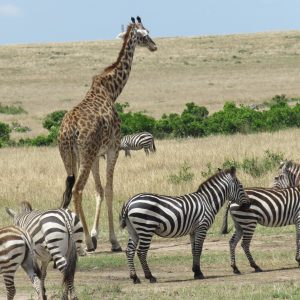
194, 273, 204, 280
254, 267, 263, 272
112, 246, 122, 252
91, 236, 97, 250
132, 276, 141, 284
149, 276, 157, 283
233, 269, 241, 275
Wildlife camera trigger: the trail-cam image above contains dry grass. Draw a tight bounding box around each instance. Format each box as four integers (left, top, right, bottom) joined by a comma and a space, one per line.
1, 128, 299, 236
1, 31, 300, 138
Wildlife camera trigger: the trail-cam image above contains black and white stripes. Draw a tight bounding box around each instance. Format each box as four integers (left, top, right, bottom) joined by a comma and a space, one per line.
0, 226, 45, 300
6, 202, 84, 300
120, 132, 156, 157
228, 185, 300, 274
120, 167, 250, 283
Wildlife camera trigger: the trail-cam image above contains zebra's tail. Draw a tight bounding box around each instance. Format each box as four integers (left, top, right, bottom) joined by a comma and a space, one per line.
61, 175, 75, 209
220, 202, 231, 234
63, 237, 77, 292
152, 138, 156, 153
22, 231, 42, 279
119, 203, 128, 229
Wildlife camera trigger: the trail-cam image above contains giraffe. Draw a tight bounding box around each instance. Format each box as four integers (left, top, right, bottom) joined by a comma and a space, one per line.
58, 16, 157, 252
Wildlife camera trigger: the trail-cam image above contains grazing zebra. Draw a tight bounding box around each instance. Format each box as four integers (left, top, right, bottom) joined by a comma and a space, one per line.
120, 167, 250, 283
273, 160, 300, 189
120, 132, 156, 157
5, 177, 84, 300
225, 177, 300, 274
0, 226, 45, 300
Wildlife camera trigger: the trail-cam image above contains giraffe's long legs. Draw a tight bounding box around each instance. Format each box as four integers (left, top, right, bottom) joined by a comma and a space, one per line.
73, 159, 95, 251
91, 157, 105, 249
105, 148, 122, 251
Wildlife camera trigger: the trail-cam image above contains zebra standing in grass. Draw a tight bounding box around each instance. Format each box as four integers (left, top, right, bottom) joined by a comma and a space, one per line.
0, 226, 45, 300
5, 176, 84, 300
120, 132, 156, 157
224, 172, 300, 274
120, 167, 250, 283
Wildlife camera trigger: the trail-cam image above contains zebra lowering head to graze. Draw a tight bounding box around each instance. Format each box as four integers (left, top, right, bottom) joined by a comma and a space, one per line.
273, 160, 300, 189
225, 174, 300, 275
0, 226, 45, 300
120, 132, 156, 157
5, 177, 85, 300
120, 167, 250, 283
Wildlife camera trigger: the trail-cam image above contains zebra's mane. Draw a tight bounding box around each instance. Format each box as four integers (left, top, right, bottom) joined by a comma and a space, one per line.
196, 168, 232, 192
20, 201, 33, 213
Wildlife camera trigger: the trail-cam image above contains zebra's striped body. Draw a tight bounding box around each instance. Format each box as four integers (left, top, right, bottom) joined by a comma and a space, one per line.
228, 186, 300, 274
0, 226, 45, 300
120, 132, 156, 157
120, 167, 250, 283
6, 202, 84, 300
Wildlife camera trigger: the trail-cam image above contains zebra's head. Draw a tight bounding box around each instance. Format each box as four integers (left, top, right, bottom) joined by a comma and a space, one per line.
5, 201, 33, 226
225, 167, 251, 209
272, 160, 299, 189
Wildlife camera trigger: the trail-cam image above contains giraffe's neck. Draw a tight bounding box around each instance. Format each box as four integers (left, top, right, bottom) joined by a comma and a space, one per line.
95, 25, 137, 102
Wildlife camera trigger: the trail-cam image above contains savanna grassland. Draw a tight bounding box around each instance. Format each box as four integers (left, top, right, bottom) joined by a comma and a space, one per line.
1, 30, 300, 299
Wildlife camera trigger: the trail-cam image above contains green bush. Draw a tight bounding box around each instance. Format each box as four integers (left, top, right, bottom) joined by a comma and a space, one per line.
0, 122, 11, 146
42, 110, 67, 130
168, 161, 194, 184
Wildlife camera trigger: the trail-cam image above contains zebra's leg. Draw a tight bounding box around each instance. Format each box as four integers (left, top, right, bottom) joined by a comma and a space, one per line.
229, 222, 243, 274
126, 237, 141, 284
125, 149, 131, 157
241, 224, 262, 272
3, 271, 16, 300
40, 261, 49, 298
191, 229, 207, 279
144, 148, 149, 156
21, 254, 45, 299
90, 157, 105, 249
137, 237, 156, 283
220, 201, 231, 234
294, 219, 300, 266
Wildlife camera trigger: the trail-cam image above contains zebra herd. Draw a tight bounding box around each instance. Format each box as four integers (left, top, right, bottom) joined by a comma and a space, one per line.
1, 160, 300, 297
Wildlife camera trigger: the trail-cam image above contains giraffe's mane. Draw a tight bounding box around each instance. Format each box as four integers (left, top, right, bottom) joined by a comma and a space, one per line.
103, 24, 135, 74
196, 168, 232, 192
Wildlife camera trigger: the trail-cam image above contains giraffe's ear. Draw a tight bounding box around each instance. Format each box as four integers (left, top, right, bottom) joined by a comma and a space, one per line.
116, 32, 126, 39
136, 16, 142, 23
131, 17, 135, 23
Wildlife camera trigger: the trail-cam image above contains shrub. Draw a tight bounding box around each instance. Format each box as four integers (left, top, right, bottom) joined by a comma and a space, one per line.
0, 103, 27, 115
42, 110, 67, 131
0, 122, 11, 146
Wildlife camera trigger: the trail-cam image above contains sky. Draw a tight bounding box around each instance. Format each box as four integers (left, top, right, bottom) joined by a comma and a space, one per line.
0, 0, 300, 45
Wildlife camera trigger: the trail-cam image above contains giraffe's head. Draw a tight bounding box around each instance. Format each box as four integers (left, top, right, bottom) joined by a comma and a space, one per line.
118, 16, 157, 52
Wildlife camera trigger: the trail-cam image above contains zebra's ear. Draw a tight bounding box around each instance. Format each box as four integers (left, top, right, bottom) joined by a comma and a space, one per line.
5, 207, 16, 218
230, 166, 236, 177
217, 168, 222, 172
285, 160, 293, 169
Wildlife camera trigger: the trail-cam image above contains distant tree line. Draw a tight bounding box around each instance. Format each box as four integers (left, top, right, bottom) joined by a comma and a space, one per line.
0, 95, 299, 147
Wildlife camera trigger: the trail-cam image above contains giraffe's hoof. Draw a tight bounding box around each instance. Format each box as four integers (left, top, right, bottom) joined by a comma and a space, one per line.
86, 247, 95, 254
233, 269, 241, 275
91, 236, 98, 250
149, 276, 157, 283
112, 246, 122, 252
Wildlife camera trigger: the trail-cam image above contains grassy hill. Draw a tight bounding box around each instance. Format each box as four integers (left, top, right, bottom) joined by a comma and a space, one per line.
1, 30, 300, 138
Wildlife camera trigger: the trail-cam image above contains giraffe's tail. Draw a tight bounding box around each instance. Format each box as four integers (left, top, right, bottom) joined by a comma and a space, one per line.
61, 175, 75, 209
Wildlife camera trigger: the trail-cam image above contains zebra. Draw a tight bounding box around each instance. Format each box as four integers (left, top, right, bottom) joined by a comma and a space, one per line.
120, 166, 250, 283
120, 132, 156, 157
273, 160, 300, 189
0, 226, 45, 300
225, 176, 300, 274
5, 176, 84, 300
